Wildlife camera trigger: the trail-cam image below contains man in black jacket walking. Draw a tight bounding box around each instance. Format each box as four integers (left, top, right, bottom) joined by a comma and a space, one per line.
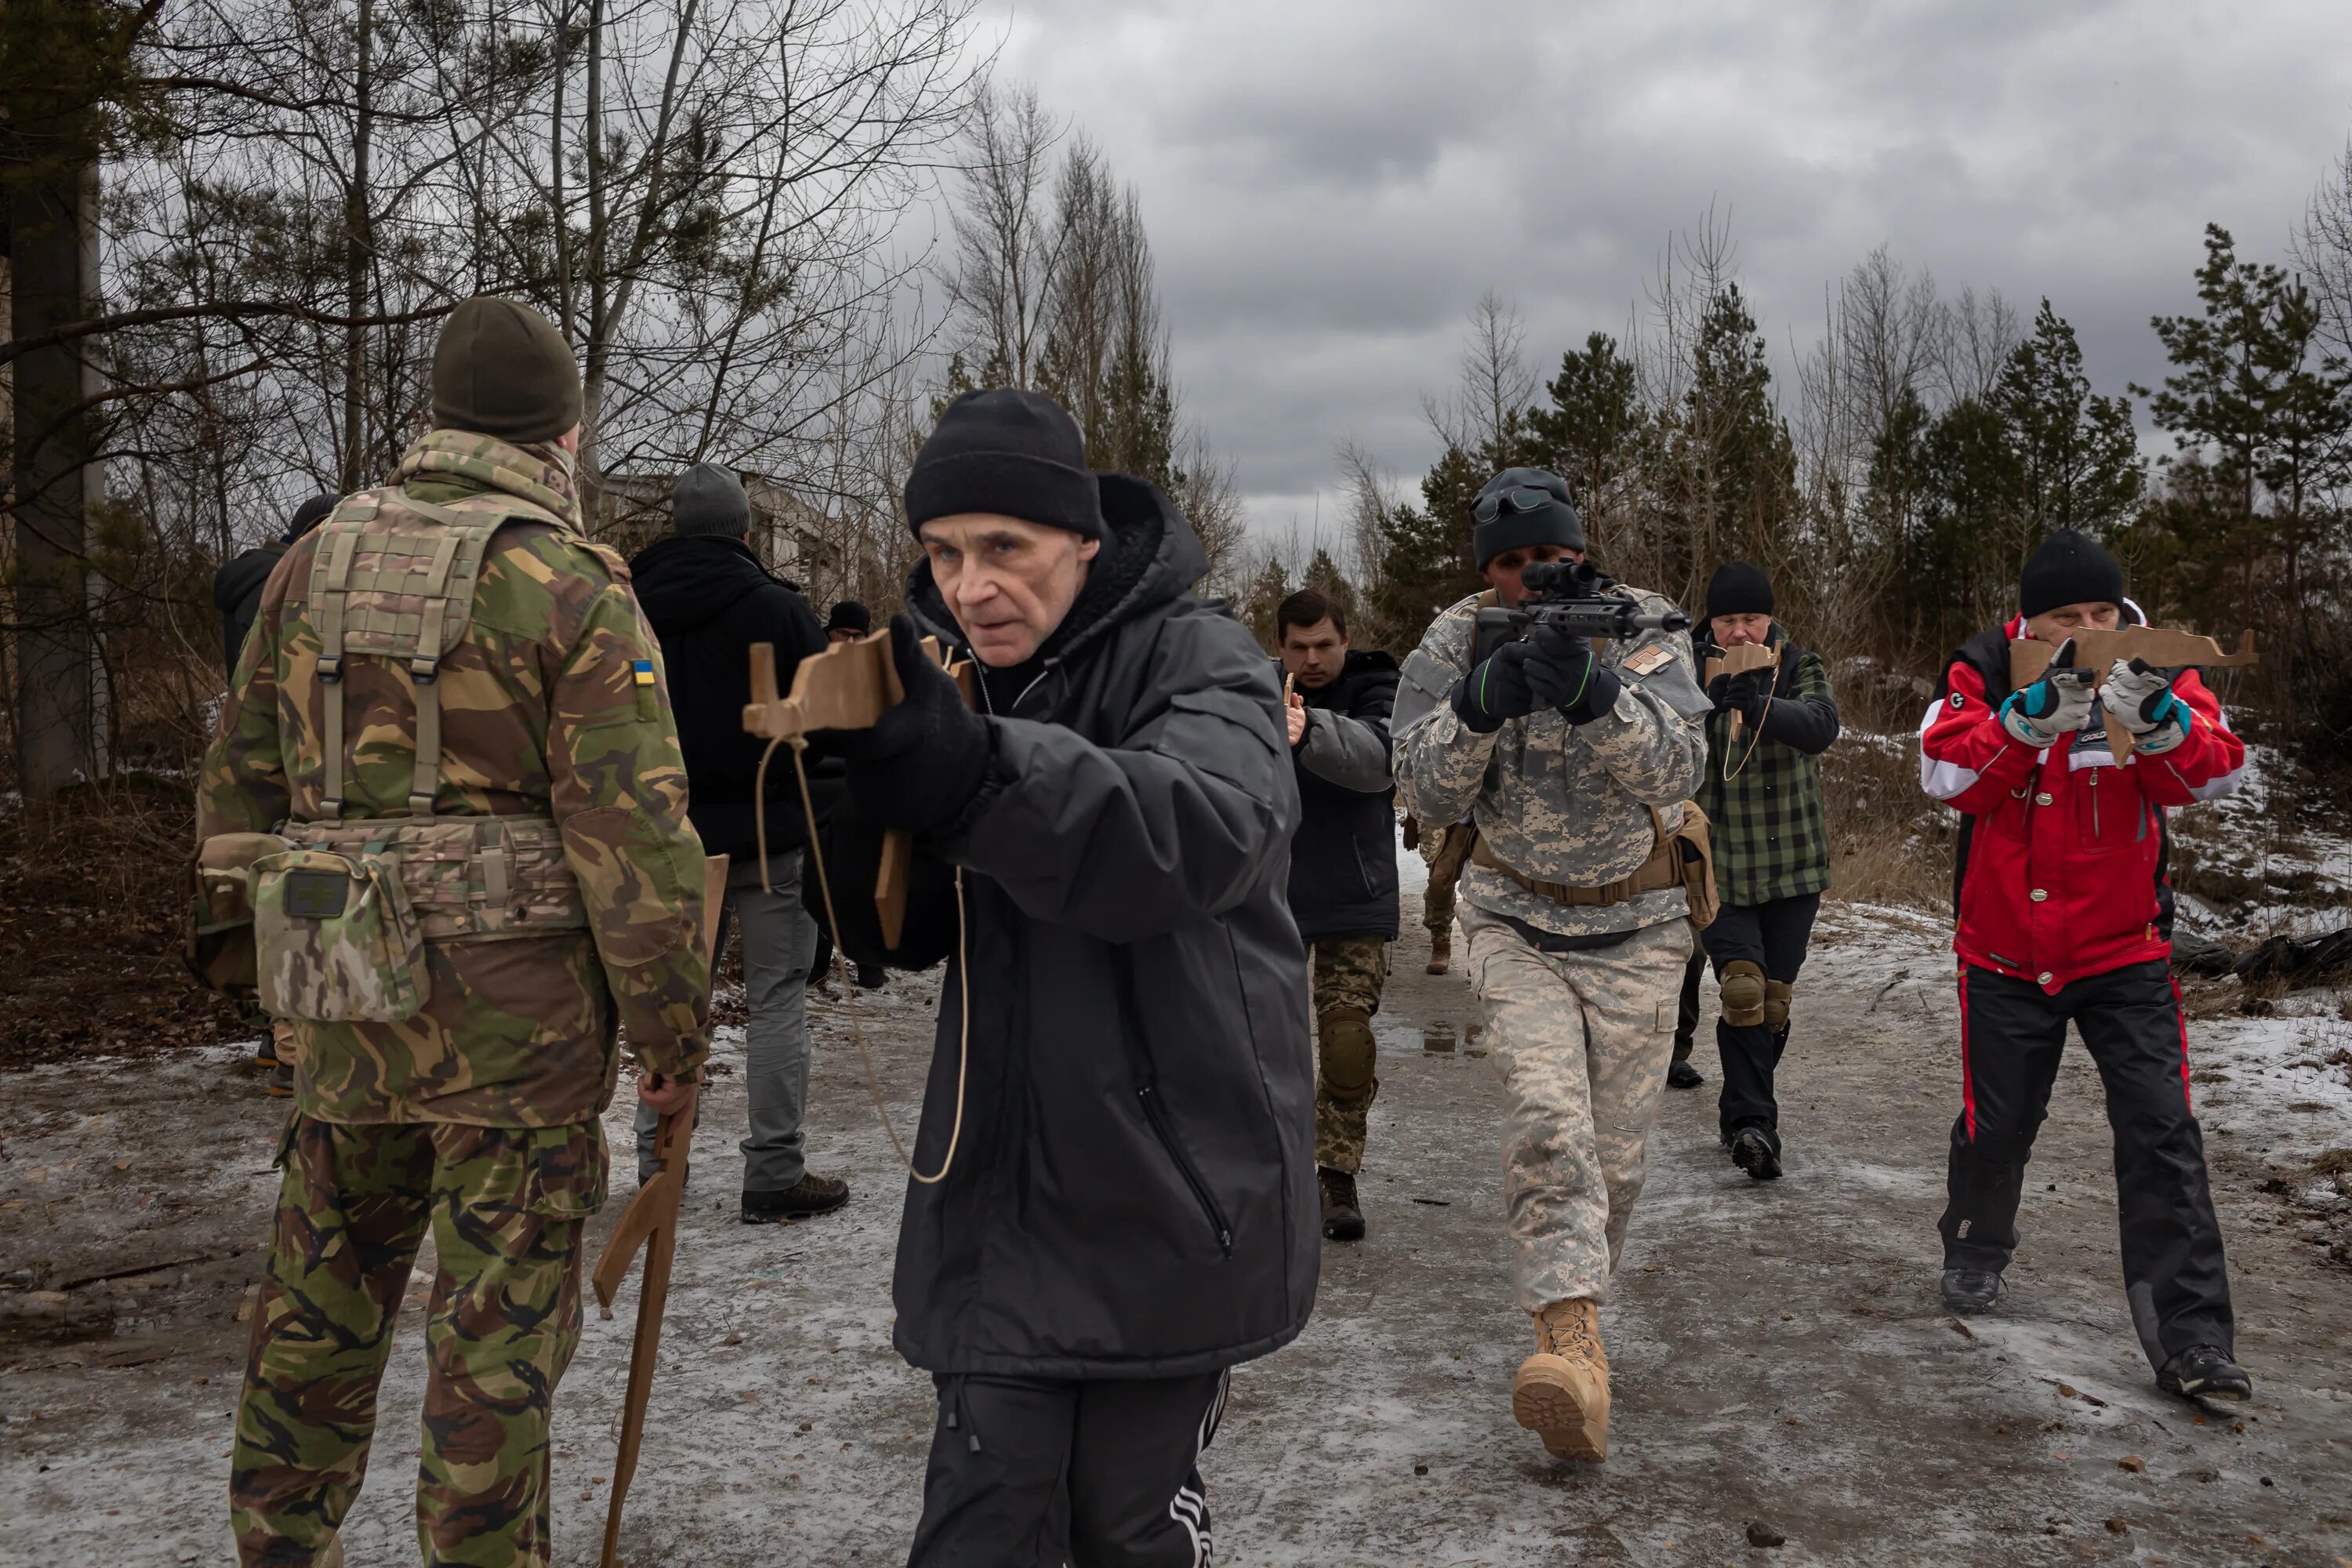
627, 463, 847, 1220
824, 389, 1315, 1567
1276, 587, 1400, 1243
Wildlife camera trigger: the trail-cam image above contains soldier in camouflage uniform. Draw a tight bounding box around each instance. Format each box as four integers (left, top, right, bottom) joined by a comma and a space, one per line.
197, 296, 710, 1568
1393, 469, 1707, 1464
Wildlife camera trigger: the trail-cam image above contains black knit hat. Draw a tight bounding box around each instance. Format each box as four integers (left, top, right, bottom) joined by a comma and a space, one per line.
1472, 467, 1585, 568
826, 600, 871, 635
905, 389, 1105, 539
1705, 561, 1774, 619
284, 493, 339, 543
430, 296, 581, 443
673, 462, 750, 537
2019, 529, 2125, 618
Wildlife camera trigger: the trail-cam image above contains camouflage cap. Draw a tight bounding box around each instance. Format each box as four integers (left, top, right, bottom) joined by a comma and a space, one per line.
431, 296, 582, 444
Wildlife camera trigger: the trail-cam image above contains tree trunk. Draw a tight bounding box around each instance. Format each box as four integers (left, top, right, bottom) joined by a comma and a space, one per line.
9, 143, 103, 797
339, 0, 375, 492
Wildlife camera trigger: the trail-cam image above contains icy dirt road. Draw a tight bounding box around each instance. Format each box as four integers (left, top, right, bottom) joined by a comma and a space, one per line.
4, 900, 2349, 1567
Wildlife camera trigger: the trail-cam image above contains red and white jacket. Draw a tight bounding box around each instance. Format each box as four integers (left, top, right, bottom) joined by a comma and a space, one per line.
1918, 615, 2246, 993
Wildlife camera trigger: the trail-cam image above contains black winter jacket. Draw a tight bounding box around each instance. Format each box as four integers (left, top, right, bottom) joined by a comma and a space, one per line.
829, 474, 1317, 1379
1283, 649, 1400, 942
628, 535, 828, 861
213, 544, 288, 677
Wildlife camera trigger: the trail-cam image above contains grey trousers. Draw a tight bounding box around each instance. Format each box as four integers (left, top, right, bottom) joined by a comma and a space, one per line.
637, 851, 819, 1190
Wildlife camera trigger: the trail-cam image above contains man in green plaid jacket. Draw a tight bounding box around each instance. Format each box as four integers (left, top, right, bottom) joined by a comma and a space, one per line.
1668, 562, 1840, 1180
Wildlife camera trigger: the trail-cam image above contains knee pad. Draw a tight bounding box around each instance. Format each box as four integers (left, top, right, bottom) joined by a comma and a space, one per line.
1763, 980, 1793, 1030
1719, 961, 1766, 1027
1318, 1007, 1377, 1101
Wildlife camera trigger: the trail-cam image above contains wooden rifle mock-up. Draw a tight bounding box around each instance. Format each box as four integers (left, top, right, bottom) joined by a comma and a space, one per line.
590, 850, 728, 1568
2009, 627, 2257, 759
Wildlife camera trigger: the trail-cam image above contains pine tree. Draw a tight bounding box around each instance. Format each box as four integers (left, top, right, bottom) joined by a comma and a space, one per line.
1240, 556, 1293, 652
1993, 299, 2142, 546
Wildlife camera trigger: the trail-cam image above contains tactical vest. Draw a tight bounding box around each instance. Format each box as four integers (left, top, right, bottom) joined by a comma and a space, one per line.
242, 486, 591, 1023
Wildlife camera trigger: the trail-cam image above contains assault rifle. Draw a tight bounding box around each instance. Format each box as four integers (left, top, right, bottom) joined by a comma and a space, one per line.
1471, 559, 1691, 665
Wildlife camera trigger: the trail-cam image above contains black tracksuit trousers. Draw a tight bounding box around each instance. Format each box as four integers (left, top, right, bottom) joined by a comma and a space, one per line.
907, 1370, 1228, 1567
1940, 960, 2234, 1370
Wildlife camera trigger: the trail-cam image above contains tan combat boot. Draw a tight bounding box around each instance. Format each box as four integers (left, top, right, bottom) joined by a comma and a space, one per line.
1513, 1298, 1610, 1460
1426, 933, 1451, 975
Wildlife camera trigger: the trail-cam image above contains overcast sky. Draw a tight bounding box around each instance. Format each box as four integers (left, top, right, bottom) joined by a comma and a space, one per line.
978, 0, 2352, 542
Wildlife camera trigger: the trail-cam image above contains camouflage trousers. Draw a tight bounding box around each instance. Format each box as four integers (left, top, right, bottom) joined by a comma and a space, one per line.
1421, 824, 1472, 936
1461, 909, 1692, 1311
230, 1114, 608, 1568
1311, 936, 1388, 1174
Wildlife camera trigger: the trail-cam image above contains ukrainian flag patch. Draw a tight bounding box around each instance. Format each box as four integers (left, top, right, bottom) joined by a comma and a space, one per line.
632, 659, 656, 686
632, 658, 658, 720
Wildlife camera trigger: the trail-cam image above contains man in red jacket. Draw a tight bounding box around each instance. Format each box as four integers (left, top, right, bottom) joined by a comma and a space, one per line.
1919, 530, 2251, 1405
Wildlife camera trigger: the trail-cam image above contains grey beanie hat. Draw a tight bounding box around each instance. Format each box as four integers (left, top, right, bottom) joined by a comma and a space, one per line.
673, 462, 750, 537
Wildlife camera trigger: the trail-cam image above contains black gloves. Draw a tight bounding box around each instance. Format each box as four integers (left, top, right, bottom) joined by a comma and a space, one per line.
1450, 626, 1621, 732
828, 614, 995, 835
1711, 666, 1772, 723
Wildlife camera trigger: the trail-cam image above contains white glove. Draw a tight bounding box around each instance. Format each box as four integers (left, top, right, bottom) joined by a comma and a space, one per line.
1999, 647, 2097, 749
2103, 659, 2191, 755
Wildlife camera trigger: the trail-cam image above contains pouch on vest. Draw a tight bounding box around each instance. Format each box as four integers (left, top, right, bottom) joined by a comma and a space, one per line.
252, 844, 428, 1023
187, 831, 292, 995
1663, 802, 1720, 931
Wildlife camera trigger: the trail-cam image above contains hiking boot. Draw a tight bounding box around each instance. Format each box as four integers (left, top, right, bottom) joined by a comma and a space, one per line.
1666, 1056, 1702, 1090
1940, 1268, 2003, 1314
2158, 1344, 2252, 1404
1515, 1298, 1610, 1460
742, 1172, 849, 1224
857, 963, 889, 990
1426, 935, 1450, 975
1318, 1167, 1365, 1241
263, 1061, 295, 1098
251, 1033, 281, 1069
1730, 1127, 1780, 1181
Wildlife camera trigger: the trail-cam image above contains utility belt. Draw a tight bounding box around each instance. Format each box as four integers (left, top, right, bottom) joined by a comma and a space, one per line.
191, 815, 586, 1026
1468, 802, 1719, 928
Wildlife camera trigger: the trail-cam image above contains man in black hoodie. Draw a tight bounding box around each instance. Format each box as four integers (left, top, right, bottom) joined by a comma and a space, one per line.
627, 463, 847, 1221
823, 389, 1314, 1566
1275, 586, 1399, 1243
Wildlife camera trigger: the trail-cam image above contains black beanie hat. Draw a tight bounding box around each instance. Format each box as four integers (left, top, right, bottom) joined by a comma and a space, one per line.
2018, 529, 2125, 618
905, 388, 1105, 540
673, 462, 750, 537
1705, 561, 1774, 619
826, 600, 871, 635
284, 492, 339, 543
430, 296, 582, 444
1472, 467, 1586, 568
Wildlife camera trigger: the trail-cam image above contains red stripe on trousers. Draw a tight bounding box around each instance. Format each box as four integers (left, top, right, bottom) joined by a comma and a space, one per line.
1958, 965, 1976, 1141
2171, 972, 2193, 1115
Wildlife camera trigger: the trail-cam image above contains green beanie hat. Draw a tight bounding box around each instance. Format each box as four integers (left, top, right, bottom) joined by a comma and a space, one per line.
430, 296, 582, 443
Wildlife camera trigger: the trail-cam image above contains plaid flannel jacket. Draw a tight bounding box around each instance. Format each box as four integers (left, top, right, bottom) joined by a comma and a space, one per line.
1693, 629, 1838, 906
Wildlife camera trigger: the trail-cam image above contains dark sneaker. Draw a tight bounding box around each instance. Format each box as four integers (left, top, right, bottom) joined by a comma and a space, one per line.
1318, 1167, 1365, 1242
1667, 1057, 1703, 1090
2158, 1345, 2252, 1404
263, 1060, 295, 1098
1730, 1127, 1781, 1181
742, 1172, 849, 1224
1940, 1268, 2003, 1313
252, 1033, 281, 1069
856, 963, 889, 990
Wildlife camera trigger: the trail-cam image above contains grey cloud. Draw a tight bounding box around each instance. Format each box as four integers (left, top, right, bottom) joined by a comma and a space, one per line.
982, 0, 2352, 526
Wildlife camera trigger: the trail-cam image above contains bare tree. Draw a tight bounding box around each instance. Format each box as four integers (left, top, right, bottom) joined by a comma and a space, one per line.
945, 82, 1064, 387
1427, 289, 1537, 457
2296, 136, 2352, 364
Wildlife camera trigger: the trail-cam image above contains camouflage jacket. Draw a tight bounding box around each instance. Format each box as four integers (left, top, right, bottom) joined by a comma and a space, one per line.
1392, 587, 1709, 938
198, 430, 710, 1126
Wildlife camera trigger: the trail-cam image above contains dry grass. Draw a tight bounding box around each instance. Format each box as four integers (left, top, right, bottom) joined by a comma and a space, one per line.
1821, 727, 1955, 912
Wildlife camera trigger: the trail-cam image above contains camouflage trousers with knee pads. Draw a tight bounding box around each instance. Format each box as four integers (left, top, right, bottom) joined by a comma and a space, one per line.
1311, 936, 1388, 1173
230, 1114, 606, 1568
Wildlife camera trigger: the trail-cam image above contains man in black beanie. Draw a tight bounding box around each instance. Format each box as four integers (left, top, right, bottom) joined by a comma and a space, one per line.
627, 461, 844, 1220
819, 387, 1314, 1564
824, 599, 872, 644
1921, 528, 2252, 1405
1668, 562, 1840, 1182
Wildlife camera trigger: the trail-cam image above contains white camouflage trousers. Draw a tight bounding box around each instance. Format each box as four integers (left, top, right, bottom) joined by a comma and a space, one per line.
1463, 908, 1693, 1311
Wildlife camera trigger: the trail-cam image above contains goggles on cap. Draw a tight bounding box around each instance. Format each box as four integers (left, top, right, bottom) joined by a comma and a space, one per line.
1472, 486, 1559, 524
